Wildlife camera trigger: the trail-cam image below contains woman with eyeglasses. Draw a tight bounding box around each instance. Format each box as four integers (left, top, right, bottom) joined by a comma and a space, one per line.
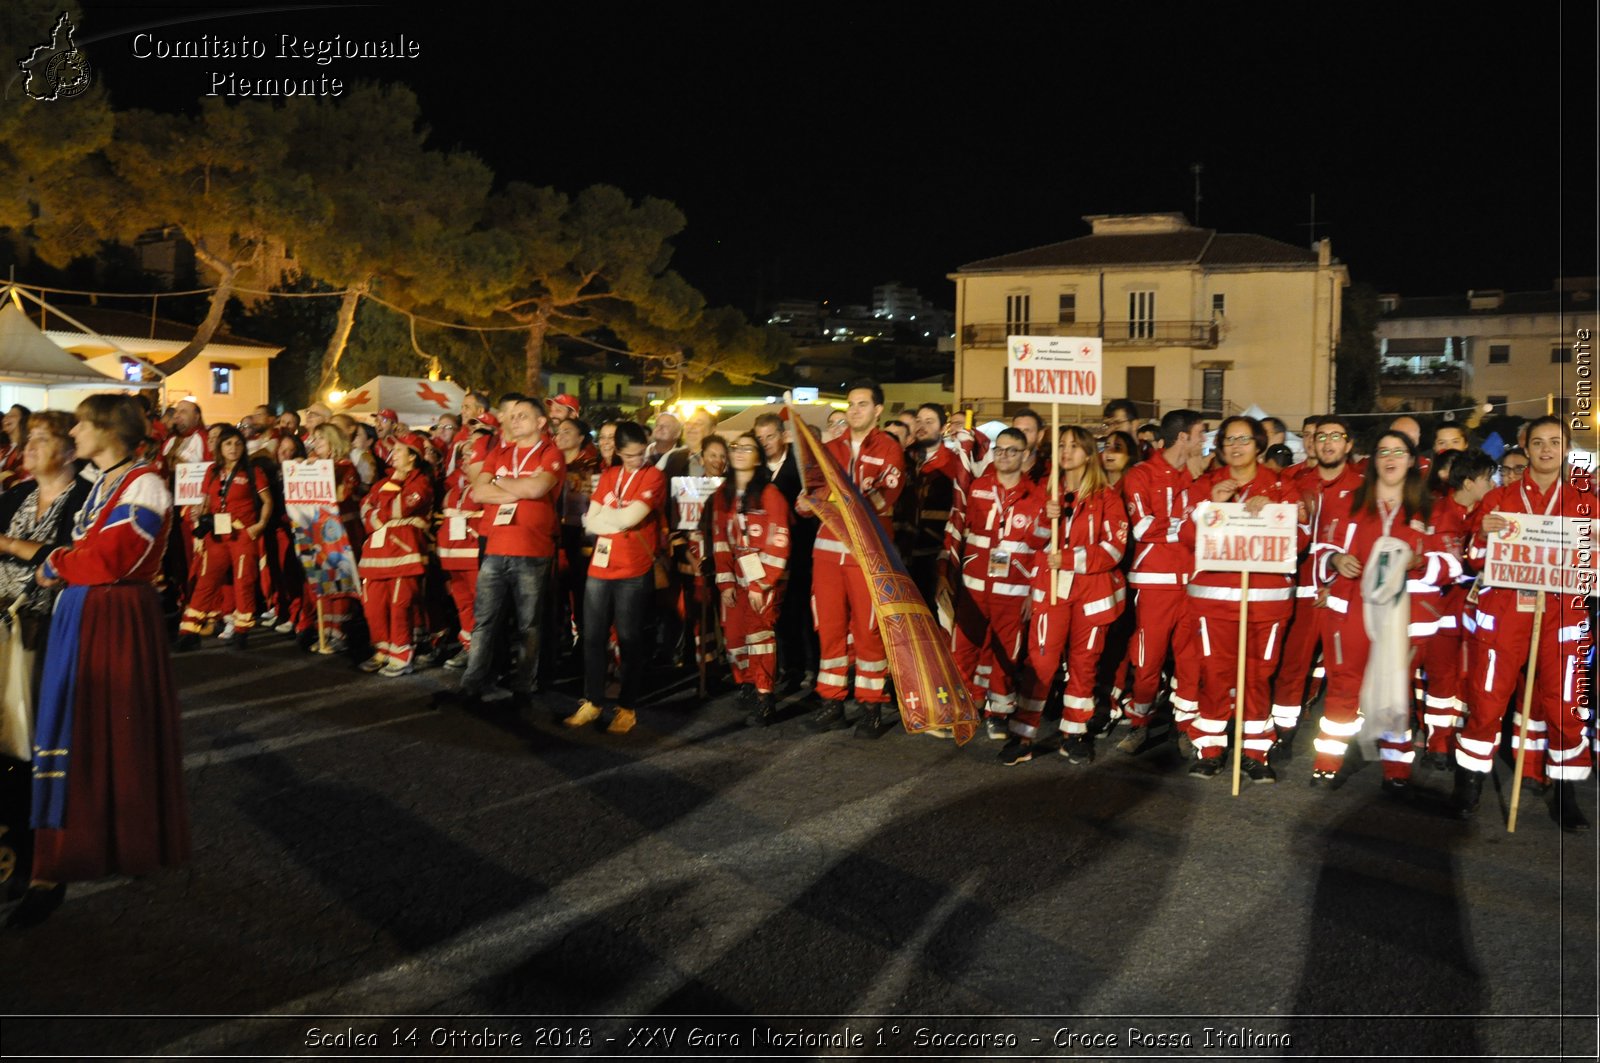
1310, 431, 1449, 792
177, 426, 272, 651
710, 434, 789, 726
1181, 415, 1303, 782
1454, 416, 1592, 830
1004, 425, 1128, 766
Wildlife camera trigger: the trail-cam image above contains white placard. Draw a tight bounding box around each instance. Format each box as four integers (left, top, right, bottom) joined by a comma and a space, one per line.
1193, 502, 1298, 575
672, 476, 724, 530
283, 459, 338, 506
1006, 335, 1103, 405
173, 462, 209, 507
1482, 512, 1598, 596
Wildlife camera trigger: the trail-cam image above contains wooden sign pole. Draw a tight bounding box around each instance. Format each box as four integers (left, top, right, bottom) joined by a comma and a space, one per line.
316, 599, 327, 655
1231, 572, 1251, 797
1050, 403, 1060, 605
1506, 593, 1546, 832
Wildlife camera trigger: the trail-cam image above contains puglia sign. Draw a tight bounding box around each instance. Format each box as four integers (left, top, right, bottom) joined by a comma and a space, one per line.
1006, 336, 1103, 405
1482, 512, 1598, 597
1193, 502, 1298, 575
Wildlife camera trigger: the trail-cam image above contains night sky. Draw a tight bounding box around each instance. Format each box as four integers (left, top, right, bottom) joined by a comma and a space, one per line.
72, 2, 1599, 314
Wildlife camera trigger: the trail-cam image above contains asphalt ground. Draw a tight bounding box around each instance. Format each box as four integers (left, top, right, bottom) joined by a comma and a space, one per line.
1, 630, 1596, 1060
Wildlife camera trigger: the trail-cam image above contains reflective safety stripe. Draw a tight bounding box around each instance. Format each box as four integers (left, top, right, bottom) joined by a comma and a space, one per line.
1271, 703, 1302, 727
1263, 621, 1279, 660
1559, 624, 1588, 643
855, 676, 886, 690
1296, 585, 1319, 598
858, 658, 888, 673
1187, 584, 1294, 602
1475, 610, 1496, 632
1128, 571, 1181, 585
1380, 746, 1417, 763
1198, 616, 1212, 656
1314, 737, 1348, 756
1320, 716, 1363, 738
820, 656, 850, 669
1062, 693, 1096, 710
1324, 595, 1350, 614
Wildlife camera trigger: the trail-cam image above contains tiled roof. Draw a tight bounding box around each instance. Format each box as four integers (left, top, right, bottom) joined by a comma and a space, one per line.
28, 306, 277, 349
957, 229, 1320, 272
1381, 289, 1598, 319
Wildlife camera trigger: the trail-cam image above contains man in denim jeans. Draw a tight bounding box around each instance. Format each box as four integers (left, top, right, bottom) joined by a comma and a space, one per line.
442, 396, 565, 705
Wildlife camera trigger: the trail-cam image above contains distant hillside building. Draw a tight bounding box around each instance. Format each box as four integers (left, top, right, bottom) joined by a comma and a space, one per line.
949, 213, 1349, 423
1375, 279, 1599, 422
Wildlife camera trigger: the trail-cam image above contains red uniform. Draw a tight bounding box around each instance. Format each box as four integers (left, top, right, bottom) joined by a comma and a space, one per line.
944, 471, 1040, 722
1181, 466, 1303, 764
359, 467, 434, 669
711, 484, 790, 693
1457, 475, 1595, 784
812, 428, 906, 705
1270, 461, 1363, 734
436, 449, 484, 652
1015, 484, 1129, 740
1313, 499, 1448, 780
1120, 450, 1199, 732
1419, 493, 1475, 753
180, 463, 269, 636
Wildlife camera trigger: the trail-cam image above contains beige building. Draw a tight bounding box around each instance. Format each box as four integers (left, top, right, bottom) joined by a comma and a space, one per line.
1376, 280, 1599, 426
949, 213, 1348, 424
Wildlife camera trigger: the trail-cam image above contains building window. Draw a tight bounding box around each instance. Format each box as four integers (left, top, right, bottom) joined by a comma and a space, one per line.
1211, 293, 1226, 317
1202, 368, 1225, 413
614, 382, 623, 399
210, 363, 235, 395
556, 380, 567, 395
1487, 394, 1508, 415
1488, 344, 1510, 364
1552, 345, 1572, 364
1057, 294, 1076, 324
1005, 293, 1031, 335
1128, 290, 1156, 340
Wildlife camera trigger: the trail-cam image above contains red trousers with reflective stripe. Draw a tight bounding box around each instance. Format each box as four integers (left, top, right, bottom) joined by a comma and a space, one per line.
812, 558, 889, 703
1127, 584, 1195, 721
950, 585, 1026, 715
362, 576, 422, 666
1270, 594, 1323, 725
182, 533, 260, 633
1315, 605, 1414, 780
1459, 592, 1593, 782
1014, 602, 1114, 738
723, 591, 781, 692
446, 567, 478, 648
1192, 606, 1282, 763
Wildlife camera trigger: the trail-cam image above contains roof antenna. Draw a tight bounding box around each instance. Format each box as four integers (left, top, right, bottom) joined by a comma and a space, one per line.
1190, 162, 1203, 225
1299, 192, 1324, 248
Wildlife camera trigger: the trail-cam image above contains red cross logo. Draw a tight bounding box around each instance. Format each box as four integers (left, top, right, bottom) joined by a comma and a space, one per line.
416, 381, 452, 409
338, 389, 370, 410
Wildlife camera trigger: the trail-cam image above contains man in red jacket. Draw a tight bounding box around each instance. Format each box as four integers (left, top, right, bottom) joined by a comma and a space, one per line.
802, 380, 907, 738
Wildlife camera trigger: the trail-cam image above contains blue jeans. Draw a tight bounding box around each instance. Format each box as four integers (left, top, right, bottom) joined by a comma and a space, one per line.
460, 554, 552, 695
583, 572, 654, 707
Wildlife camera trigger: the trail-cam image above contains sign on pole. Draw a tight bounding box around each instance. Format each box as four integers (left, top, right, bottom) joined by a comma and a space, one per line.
1193, 503, 1298, 575
1006, 336, 1103, 406
281, 460, 359, 599
283, 459, 338, 507
173, 462, 209, 507
671, 476, 724, 530
1480, 513, 1598, 596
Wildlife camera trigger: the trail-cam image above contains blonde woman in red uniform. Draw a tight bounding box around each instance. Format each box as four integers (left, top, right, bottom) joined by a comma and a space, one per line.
1311, 432, 1448, 792
711, 433, 791, 727
1004, 424, 1128, 766
358, 433, 434, 677
176, 426, 271, 651
1181, 415, 1302, 782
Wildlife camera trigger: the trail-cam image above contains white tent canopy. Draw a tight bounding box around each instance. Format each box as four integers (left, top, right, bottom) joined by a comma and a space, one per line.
713, 402, 833, 438
0, 304, 137, 389
333, 375, 465, 427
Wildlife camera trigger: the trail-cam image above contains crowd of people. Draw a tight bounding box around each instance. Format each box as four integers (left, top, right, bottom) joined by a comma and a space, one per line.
0, 381, 1592, 927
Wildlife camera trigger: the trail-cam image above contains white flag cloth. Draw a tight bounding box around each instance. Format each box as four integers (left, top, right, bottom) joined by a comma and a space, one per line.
1359, 535, 1414, 755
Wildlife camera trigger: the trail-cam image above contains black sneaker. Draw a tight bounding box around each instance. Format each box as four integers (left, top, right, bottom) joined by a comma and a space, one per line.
1270, 725, 1297, 764
745, 692, 777, 728
1059, 735, 1094, 764
737, 684, 756, 710
1381, 777, 1410, 797
1308, 769, 1344, 790
853, 704, 892, 739
1452, 768, 1485, 817
1241, 758, 1277, 784
174, 633, 200, 653
1554, 782, 1591, 832
805, 700, 848, 733
1189, 757, 1223, 779
1420, 751, 1451, 771
998, 737, 1034, 766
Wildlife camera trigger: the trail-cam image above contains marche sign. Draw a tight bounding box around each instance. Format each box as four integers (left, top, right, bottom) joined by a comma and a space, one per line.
1481, 511, 1599, 832
1009, 335, 1103, 606
173, 461, 209, 507
1192, 501, 1298, 796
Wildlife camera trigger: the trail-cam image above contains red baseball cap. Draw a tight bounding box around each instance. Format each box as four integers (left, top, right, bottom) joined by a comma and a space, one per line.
378, 407, 400, 422
390, 432, 429, 459
548, 394, 580, 413
471, 411, 501, 430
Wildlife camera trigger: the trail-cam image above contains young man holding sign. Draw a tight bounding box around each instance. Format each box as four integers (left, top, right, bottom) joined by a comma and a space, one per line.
1182, 416, 1302, 782
1455, 416, 1594, 830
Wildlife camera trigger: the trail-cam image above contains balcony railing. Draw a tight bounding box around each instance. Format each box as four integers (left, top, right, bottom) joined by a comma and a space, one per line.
962, 320, 1220, 348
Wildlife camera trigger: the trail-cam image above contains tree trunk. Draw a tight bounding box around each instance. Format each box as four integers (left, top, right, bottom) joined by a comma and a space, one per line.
154, 248, 237, 376
317, 281, 368, 397
523, 314, 548, 396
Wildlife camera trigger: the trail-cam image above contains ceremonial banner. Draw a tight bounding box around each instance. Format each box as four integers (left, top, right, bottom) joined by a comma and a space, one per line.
173, 462, 209, 507
787, 403, 980, 743
1006, 335, 1103, 406
282, 460, 360, 598
672, 476, 724, 530
1482, 512, 1599, 596
1193, 502, 1298, 575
